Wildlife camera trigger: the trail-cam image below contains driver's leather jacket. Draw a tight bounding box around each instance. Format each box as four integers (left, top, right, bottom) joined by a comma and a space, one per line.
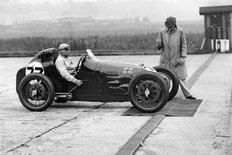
55, 54, 78, 84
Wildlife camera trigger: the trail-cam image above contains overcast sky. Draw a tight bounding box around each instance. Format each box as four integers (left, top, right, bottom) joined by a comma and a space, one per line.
1, 0, 231, 24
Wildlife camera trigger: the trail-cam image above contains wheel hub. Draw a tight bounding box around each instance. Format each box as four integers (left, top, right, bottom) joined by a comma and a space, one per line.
137, 80, 161, 103
29, 83, 46, 100
144, 88, 150, 97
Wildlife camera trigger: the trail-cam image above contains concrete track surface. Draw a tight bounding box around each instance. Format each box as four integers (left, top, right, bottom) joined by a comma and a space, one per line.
0, 53, 232, 155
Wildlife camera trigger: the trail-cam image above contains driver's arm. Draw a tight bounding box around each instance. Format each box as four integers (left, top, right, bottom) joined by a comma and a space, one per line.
55, 59, 81, 85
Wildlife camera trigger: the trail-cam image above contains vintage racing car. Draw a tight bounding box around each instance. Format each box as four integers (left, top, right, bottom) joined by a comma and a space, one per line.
16, 48, 179, 113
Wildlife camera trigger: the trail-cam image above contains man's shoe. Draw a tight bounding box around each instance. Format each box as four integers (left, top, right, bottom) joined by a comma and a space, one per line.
186, 95, 196, 100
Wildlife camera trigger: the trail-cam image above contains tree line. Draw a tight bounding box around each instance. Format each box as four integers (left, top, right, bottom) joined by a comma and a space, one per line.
0, 32, 204, 55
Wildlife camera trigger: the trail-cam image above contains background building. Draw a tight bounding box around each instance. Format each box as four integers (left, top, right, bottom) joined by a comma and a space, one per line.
199, 5, 232, 52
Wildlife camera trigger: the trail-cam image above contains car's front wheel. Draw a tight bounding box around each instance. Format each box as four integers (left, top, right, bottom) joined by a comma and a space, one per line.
153, 66, 179, 101
18, 73, 55, 111
128, 72, 168, 113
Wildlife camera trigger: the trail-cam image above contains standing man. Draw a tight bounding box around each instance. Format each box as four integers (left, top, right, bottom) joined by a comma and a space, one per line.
55, 43, 83, 86
156, 16, 196, 100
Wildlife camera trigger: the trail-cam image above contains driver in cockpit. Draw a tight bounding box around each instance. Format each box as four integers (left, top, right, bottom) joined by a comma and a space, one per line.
55, 43, 83, 86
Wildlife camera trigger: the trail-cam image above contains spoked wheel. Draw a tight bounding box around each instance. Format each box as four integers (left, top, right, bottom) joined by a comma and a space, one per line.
153, 66, 179, 101
18, 73, 55, 111
129, 72, 168, 113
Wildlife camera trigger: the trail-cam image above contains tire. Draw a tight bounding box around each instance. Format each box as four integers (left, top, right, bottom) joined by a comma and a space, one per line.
128, 72, 169, 113
18, 73, 55, 111
153, 66, 179, 101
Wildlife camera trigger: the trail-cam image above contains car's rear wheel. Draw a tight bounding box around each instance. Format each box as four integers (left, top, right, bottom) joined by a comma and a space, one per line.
18, 73, 55, 111
153, 66, 179, 101
128, 72, 168, 113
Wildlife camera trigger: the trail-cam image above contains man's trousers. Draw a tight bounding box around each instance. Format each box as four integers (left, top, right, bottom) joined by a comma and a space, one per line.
179, 79, 191, 97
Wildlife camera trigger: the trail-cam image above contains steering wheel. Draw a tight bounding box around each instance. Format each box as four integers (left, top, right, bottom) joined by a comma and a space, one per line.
76, 55, 86, 73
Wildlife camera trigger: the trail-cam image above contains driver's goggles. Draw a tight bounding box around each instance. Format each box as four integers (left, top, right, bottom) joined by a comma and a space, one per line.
63, 47, 70, 51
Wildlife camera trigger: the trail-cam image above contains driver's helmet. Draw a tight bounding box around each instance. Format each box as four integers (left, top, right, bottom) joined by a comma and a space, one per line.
58, 43, 70, 51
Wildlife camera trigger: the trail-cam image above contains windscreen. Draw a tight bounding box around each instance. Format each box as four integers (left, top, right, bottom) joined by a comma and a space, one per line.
86, 49, 99, 61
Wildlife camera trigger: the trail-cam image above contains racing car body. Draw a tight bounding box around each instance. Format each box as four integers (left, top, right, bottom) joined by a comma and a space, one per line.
16, 48, 179, 112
